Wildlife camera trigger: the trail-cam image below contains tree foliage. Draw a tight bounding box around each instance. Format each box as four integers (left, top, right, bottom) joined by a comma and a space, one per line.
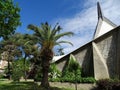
0, 0, 21, 39
0, 33, 22, 60
17, 34, 39, 80
61, 54, 81, 82
12, 58, 30, 82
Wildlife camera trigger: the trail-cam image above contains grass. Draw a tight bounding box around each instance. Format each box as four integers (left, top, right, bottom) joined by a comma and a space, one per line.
0, 79, 73, 90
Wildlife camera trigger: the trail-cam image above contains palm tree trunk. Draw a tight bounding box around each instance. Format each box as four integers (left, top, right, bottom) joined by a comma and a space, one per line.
41, 58, 50, 88
41, 49, 53, 89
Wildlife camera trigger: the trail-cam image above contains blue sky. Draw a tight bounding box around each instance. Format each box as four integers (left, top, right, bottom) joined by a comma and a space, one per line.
14, 0, 120, 54
14, 0, 84, 33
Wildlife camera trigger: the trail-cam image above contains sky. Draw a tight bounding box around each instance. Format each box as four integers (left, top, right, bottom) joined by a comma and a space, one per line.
14, 0, 120, 54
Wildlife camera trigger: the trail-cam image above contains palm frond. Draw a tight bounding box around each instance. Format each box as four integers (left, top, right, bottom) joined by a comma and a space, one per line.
54, 32, 74, 41
27, 22, 74, 53
55, 41, 73, 46
27, 24, 38, 31
51, 24, 62, 36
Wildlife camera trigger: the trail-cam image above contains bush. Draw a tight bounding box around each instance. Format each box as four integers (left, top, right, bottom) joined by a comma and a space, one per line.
93, 79, 120, 90
12, 60, 24, 82
34, 63, 61, 82
49, 63, 61, 79
12, 69, 22, 82
81, 77, 96, 83
12, 59, 30, 81
61, 55, 82, 83
34, 66, 42, 81
0, 73, 4, 79
60, 76, 95, 83
60, 55, 96, 83
4, 64, 12, 79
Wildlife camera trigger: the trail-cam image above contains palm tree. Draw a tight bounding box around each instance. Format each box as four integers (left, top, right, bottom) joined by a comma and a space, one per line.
27, 22, 73, 88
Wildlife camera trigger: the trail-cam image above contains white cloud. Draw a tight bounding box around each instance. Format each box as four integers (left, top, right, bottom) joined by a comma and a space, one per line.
54, 0, 120, 54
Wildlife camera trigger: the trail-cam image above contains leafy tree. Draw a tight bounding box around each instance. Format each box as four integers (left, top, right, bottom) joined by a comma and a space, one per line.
0, 33, 22, 60
27, 22, 73, 88
17, 34, 39, 80
0, 0, 21, 39
0, 34, 22, 80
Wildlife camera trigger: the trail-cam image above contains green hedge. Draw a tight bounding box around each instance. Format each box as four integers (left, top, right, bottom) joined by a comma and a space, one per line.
49, 77, 96, 83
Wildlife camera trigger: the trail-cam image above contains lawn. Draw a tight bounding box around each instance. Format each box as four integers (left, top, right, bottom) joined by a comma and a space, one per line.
0, 79, 73, 90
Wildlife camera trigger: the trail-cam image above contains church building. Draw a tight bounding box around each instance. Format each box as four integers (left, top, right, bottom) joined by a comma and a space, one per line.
54, 2, 120, 80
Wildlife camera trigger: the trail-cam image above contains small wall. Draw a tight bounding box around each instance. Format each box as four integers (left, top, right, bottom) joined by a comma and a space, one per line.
50, 82, 95, 90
